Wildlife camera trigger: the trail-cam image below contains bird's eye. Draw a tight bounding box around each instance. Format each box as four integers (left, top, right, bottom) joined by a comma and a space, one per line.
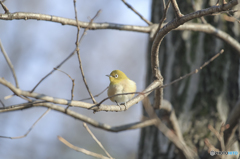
115, 74, 118, 78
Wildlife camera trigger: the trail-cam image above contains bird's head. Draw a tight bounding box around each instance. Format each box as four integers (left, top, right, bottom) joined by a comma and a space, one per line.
106, 70, 128, 84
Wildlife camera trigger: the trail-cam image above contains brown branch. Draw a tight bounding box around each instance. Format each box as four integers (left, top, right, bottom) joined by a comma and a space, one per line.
80, 87, 108, 101
0, 1, 9, 14
58, 136, 110, 159
208, 124, 225, 151
0, 12, 151, 33
142, 97, 198, 159
0, 108, 50, 139
83, 123, 113, 159
204, 138, 220, 152
152, 0, 170, 41
176, 23, 240, 54
0, 102, 158, 132
162, 49, 224, 88
160, 99, 184, 143
170, 0, 183, 18
0, 12, 240, 54
223, 99, 240, 147
152, 0, 171, 110
54, 68, 75, 111
0, 39, 19, 88
121, 0, 152, 25
0, 77, 160, 111
75, 10, 101, 104
0, 99, 5, 107
191, 0, 207, 24
54, 68, 75, 100
30, 49, 76, 93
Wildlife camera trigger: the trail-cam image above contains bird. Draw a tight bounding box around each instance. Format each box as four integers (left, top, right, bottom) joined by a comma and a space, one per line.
106, 70, 136, 110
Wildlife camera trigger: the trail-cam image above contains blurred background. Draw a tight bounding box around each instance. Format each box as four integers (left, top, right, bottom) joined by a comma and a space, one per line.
0, 0, 151, 158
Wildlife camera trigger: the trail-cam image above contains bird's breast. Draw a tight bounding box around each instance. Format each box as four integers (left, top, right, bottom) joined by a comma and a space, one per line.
107, 79, 136, 103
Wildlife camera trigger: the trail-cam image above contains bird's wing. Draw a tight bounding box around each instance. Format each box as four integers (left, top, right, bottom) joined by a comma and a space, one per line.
121, 79, 137, 98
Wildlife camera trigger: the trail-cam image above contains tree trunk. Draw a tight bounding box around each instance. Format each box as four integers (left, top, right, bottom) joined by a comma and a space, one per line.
138, 1, 240, 158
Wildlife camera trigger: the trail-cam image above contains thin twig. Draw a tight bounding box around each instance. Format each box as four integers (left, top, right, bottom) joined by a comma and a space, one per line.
208, 123, 229, 151
225, 12, 240, 23
58, 136, 110, 159
162, 49, 224, 88
30, 49, 76, 93
83, 123, 113, 159
0, 99, 5, 107
170, 0, 183, 18
152, 0, 171, 40
0, 39, 19, 88
204, 138, 220, 152
0, 1, 9, 14
54, 68, 75, 100
54, 68, 75, 110
0, 101, 158, 132
75, 10, 101, 104
80, 87, 108, 101
0, 108, 51, 139
121, 0, 152, 25
191, 0, 207, 24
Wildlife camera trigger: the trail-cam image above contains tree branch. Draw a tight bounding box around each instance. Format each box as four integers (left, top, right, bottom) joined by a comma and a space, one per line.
83, 123, 113, 159
121, 0, 152, 25
0, 102, 158, 132
0, 77, 161, 111
58, 136, 110, 159
0, 39, 19, 88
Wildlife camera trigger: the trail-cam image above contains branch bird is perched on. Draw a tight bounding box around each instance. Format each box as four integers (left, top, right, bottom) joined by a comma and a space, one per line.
106, 70, 136, 110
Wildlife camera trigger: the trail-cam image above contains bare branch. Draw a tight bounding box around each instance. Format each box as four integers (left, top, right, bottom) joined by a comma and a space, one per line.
204, 138, 220, 152
75, 9, 101, 104
54, 68, 75, 111
208, 124, 225, 151
83, 123, 113, 159
121, 0, 152, 25
162, 49, 224, 88
0, 39, 19, 88
0, 99, 5, 107
170, 0, 183, 18
30, 49, 76, 93
0, 11, 239, 54
0, 108, 50, 139
223, 99, 240, 147
176, 23, 240, 54
54, 68, 75, 100
142, 97, 198, 159
191, 0, 207, 24
58, 136, 110, 159
80, 87, 108, 101
152, 0, 171, 40
0, 1, 9, 14
160, 99, 184, 143
0, 102, 158, 132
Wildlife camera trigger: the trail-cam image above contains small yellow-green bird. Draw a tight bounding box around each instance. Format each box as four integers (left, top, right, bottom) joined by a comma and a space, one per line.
106, 70, 136, 109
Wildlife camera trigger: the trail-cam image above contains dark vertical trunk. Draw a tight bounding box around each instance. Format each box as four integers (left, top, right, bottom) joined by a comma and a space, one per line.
138, 1, 240, 158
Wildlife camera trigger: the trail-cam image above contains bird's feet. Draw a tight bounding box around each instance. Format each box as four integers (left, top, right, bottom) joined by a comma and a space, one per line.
115, 101, 127, 111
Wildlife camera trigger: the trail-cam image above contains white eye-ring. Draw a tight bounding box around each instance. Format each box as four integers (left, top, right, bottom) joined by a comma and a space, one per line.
115, 74, 118, 78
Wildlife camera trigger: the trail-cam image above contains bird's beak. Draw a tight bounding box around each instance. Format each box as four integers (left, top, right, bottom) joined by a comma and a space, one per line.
106, 75, 110, 77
